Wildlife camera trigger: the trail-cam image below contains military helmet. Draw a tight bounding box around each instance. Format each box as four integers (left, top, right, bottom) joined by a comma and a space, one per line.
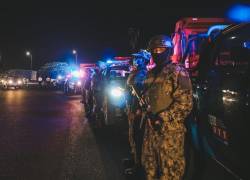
147, 35, 173, 52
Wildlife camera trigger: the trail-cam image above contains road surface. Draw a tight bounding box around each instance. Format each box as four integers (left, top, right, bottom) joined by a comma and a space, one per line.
0, 89, 239, 180
0, 89, 128, 180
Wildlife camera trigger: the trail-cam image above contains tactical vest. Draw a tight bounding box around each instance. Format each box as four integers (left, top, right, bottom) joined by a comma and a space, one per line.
144, 66, 175, 114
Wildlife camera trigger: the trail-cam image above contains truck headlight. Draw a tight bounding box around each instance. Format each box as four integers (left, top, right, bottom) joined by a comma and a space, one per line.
77, 81, 81, 86
57, 75, 62, 80
17, 80, 22, 84
38, 77, 43, 82
8, 80, 13, 84
110, 87, 124, 98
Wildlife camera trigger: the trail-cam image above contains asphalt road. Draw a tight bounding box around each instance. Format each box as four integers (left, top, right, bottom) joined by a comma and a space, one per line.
0, 89, 128, 180
0, 89, 239, 180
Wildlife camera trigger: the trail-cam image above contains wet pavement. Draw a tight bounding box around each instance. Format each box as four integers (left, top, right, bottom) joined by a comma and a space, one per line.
0, 89, 128, 180
0, 89, 239, 180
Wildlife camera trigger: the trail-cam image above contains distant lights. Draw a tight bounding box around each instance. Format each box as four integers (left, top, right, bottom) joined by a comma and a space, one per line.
227, 4, 250, 22
57, 75, 62, 80
26, 51, 31, 56
72, 70, 80, 77
243, 41, 250, 49
230, 36, 237, 40
72, 50, 77, 54
77, 81, 81, 86
207, 25, 228, 36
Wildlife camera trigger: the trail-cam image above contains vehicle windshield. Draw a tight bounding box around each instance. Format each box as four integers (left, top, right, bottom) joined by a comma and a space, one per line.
107, 66, 130, 80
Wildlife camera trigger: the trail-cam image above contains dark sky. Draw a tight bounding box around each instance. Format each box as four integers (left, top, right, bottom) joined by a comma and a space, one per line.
0, 0, 245, 69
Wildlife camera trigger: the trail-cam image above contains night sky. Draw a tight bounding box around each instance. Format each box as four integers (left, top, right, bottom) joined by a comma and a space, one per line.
0, 0, 246, 69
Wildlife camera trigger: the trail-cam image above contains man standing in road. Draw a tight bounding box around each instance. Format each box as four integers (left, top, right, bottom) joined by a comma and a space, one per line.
142, 35, 193, 180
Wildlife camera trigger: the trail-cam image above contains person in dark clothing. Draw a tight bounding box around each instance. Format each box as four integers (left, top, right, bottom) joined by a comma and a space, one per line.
125, 49, 151, 176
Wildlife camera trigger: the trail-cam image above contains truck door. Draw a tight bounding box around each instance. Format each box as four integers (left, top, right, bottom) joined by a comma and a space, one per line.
201, 24, 250, 179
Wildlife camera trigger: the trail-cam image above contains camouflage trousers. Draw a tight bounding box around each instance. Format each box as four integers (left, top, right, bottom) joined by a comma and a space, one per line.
142, 128, 185, 180
127, 110, 136, 158
127, 109, 144, 165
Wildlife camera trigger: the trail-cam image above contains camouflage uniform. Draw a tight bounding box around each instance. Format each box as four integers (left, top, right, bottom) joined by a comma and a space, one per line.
127, 68, 147, 165
142, 63, 193, 180
91, 70, 104, 127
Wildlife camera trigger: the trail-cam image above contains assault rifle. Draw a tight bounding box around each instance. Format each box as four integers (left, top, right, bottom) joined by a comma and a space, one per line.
129, 85, 162, 132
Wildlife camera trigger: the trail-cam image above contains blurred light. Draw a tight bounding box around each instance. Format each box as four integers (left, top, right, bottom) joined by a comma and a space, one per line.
79, 70, 85, 78
73, 50, 77, 54
107, 59, 113, 63
8, 80, 13, 84
26, 51, 31, 56
77, 81, 81, 86
243, 41, 250, 49
230, 36, 236, 39
66, 74, 71, 78
192, 18, 198, 21
114, 56, 132, 60
72, 70, 80, 77
207, 25, 228, 36
110, 87, 124, 98
38, 77, 43, 81
57, 75, 62, 80
17, 80, 22, 84
227, 4, 250, 22
223, 97, 237, 102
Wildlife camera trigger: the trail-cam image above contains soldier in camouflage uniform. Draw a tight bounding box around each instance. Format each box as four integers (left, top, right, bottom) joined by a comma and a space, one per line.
125, 50, 151, 175
141, 35, 193, 180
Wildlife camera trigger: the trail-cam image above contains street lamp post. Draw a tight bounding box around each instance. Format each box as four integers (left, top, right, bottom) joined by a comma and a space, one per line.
26, 51, 33, 70
72, 49, 78, 65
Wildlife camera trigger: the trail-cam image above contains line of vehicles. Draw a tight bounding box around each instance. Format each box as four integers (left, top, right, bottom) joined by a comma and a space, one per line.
74, 18, 249, 180
0, 17, 249, 179
0, 69, 37, 89
58, 18, 249, 179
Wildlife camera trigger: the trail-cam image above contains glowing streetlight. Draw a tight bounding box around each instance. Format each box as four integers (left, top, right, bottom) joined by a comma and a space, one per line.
26, 51, 33, 70
72, 49, 78, 65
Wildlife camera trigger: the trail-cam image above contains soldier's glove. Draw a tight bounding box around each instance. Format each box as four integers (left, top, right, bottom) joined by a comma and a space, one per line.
146, 112, 163, 132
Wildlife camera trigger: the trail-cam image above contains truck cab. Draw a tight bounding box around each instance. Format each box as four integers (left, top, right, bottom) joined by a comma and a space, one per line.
172, 17, 230, 65
171, 18, 250, 179
191, 23, 250, 179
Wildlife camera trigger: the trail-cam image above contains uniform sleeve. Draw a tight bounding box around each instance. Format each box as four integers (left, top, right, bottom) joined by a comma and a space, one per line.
165, 67, 193, 123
